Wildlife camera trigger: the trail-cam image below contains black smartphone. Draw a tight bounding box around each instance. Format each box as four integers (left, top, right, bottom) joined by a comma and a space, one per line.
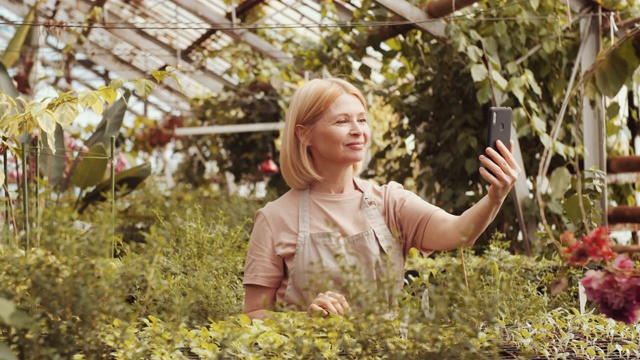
486, 107, 512, 152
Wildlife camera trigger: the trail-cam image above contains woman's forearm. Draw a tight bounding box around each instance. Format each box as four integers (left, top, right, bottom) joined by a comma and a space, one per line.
424, 194, 505, 251
245, 309, 271, 320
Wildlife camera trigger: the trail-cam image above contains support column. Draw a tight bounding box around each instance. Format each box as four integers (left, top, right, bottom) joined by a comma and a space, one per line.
580, 9, 607, 224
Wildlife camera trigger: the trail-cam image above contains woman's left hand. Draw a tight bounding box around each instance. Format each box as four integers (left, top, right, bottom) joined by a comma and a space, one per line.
479, 140, 521, 203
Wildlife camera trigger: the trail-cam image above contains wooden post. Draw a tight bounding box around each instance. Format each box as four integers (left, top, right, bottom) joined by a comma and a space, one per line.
581, 7, 607, 224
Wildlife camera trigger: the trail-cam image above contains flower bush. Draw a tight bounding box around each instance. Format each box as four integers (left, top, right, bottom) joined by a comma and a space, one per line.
563, 226, 640, 325
2, 187, 640, 359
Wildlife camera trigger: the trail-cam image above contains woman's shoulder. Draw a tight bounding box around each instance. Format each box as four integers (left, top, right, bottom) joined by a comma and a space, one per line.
258, 189, 299, 217
356, 178, 408, 198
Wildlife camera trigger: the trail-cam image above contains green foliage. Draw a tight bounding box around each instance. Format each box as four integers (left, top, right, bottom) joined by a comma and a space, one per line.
186, 80, 285, 191
0, 184, 258, 358
0, 191, 629, 358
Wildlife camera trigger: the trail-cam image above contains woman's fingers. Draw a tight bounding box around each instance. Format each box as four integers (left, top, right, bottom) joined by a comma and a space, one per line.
479, 140, 522, 201
308, 291, 351, 317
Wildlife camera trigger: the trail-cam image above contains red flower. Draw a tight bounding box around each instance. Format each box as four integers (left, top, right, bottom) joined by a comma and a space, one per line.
564, 226, 615, 265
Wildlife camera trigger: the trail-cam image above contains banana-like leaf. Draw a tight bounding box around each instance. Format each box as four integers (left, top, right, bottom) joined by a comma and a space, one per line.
40, 124, 66, 187
0, 61, 18, 98
78, 163, 152, 214
591, 30, 640, 98
84, 89, 130, 149
70, 144, 108, 189
0, 343, 18, 360
0, 0, 46, 68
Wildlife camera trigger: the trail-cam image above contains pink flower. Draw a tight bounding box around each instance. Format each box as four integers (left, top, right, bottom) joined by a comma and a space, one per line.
613, 256, 635, 270
581, 268, 640, 325
114, 153, 128, 173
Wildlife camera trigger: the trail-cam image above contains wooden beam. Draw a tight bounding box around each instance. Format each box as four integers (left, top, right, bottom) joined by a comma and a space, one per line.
371, 0, 447, 41
174, 122, 284, 136
57, 0, 229, 92
425, 0, 479, 19
607, 156, 640, 174
608, 206, 640, 225
179, 1, 292, 62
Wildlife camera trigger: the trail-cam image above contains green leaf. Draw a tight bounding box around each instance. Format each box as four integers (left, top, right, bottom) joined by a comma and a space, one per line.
509, 77, 525, 104
78, 163, 152, 213
531, 115, 546, 133
0, 61, 18, 99
53, 100, 79, 127
466, 45, 483, 62
470, 64, 487, 82
505, 61, 518, 74
549, 167, 571, 199
78, 90, 103, 114
0, 343, 18, 360
563, 194, 591, 223
476, 84, 493, 104
40, 124, 66, 187
490, 70, 508, 90
606, 102, 621, 120
134, 78, 156, 98
152, 70, 167, 83
594, 50, 629, 98
0, 297, 31, 328
84, 90, 130, 151
0, 0, 45, 68
98, 86, 118, 105
524, 69, 542, 96
109, 78, 126, 90
37, 109, 56, 135
358, 63, 372, 79
70, 144, 109, 189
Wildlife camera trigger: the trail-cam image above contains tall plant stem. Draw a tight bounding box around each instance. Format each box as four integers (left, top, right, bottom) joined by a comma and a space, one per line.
460, 247, 469, 291
3, 183, 18, 240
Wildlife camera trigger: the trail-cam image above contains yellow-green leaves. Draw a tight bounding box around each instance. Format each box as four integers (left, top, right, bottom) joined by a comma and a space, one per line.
98, 86, 118, 105
134, 78, 156, 99
78, 90, 104, 115
53, 100, 79, 127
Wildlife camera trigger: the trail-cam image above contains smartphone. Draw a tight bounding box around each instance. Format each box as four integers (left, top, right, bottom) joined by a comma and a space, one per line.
486, 107, 512, 152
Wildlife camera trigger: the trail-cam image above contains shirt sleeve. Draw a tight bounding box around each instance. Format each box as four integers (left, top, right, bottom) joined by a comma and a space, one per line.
243, 210, 284, 288
386, 181, 442, 255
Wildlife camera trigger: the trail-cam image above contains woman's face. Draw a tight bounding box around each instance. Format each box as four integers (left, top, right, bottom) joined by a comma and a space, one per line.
305, 93, 370, 171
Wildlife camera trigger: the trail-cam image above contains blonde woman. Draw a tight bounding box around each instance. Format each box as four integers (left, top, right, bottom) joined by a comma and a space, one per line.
243, 78, 520, 319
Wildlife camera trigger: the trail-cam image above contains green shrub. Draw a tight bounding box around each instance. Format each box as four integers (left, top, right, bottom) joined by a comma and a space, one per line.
0, 185, 637, 359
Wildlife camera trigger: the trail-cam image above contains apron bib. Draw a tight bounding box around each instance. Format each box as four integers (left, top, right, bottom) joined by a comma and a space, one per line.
283, 178, 404, 312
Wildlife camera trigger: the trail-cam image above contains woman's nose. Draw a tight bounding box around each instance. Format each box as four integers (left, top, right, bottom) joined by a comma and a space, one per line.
350, 121, 363, 135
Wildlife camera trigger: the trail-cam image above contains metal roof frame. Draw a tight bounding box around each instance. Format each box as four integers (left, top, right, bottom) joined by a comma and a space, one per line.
0, 0, 461, 117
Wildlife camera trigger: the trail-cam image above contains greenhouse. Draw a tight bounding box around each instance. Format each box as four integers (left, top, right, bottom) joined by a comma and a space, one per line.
1, 0, 640, 358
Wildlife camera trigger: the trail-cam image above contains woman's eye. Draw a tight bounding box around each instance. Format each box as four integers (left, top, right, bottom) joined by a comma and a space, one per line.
358, 118, 368, 123
336, 119, 348, 124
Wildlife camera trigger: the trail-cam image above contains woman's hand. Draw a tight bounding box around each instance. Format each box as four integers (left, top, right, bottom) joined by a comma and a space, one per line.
479, 140, 521, 203
308, 291, 351, 317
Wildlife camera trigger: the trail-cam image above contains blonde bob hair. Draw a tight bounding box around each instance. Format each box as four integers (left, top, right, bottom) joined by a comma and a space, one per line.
280, 78, 367, 190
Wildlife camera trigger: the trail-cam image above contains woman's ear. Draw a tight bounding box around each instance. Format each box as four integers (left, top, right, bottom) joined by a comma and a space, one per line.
295, 124, 310, 146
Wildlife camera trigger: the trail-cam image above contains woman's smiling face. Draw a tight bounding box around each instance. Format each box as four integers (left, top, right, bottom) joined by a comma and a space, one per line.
305, 93, 370, 171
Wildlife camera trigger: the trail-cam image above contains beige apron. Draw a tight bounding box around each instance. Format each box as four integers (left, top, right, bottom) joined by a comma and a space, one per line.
283, 178, 404, 312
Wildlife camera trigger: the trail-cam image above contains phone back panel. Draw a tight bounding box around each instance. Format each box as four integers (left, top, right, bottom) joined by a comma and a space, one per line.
487, 107, 512, 152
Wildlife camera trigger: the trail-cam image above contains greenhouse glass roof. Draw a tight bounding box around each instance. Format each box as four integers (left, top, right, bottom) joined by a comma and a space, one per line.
0, 0, 372, 117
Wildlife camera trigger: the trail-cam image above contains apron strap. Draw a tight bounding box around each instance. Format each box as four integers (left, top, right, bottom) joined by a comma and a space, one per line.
298, 188, 310, 235
353, 178, 401, 259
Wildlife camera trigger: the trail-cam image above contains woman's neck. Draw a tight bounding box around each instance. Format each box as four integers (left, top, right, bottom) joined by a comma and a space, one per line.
310, 168, 356, 194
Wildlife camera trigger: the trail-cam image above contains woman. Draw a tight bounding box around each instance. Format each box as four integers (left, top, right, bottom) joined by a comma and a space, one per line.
243, 78, 520, 319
